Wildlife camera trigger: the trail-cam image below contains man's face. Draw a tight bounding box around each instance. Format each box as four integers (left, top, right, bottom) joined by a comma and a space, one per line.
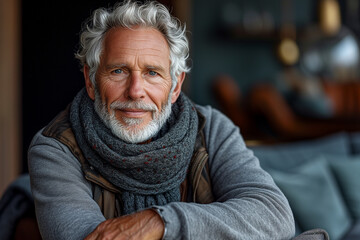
84, 27, 184, 143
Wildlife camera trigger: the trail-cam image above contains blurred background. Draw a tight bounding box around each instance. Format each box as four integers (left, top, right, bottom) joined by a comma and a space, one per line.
1, 0, 360, 194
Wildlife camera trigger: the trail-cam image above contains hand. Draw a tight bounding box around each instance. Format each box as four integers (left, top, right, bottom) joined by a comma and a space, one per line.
84, 209, 165, 240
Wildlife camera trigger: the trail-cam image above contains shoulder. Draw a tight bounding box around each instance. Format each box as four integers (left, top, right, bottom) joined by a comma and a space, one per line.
29, 128, 70, 153
195, 104, 239, 138
28, 128, 82, 171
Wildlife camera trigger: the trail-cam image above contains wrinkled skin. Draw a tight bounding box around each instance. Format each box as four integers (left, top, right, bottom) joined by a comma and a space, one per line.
84, 209, 164, 240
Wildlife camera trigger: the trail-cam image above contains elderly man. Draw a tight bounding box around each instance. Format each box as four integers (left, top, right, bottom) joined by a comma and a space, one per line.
28, 1, 295, 239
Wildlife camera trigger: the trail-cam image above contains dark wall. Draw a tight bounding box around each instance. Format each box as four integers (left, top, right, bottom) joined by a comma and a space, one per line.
21, 0, 120, 172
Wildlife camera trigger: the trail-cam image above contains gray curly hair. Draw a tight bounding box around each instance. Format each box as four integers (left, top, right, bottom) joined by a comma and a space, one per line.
75, 0, 190, 88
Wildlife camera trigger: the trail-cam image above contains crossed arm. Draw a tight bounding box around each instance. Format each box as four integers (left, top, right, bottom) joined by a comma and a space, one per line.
84, 209, 164, 240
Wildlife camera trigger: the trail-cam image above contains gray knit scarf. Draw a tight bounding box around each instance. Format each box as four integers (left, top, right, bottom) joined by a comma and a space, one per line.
70, 88, 198, 214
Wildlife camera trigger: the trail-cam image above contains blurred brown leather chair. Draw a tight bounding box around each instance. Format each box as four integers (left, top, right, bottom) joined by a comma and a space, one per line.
213, 76, 360, 142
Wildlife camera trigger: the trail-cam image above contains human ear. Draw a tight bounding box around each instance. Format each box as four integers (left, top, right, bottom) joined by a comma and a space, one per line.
171, 72, 185, 103
84, 65, 95, 100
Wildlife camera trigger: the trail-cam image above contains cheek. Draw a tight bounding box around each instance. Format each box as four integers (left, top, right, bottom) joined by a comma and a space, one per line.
97, 80, 123, 105
147, 82, 172, 109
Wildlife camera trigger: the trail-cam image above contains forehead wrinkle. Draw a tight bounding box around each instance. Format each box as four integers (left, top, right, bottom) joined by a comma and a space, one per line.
113, 47, 166, 54
102, 35, 170, 72
104, 27, 169, 51
106, 47, 167, 61
130, 50, 170, 70
125, 33, 169, 47
106, 51, 169, 63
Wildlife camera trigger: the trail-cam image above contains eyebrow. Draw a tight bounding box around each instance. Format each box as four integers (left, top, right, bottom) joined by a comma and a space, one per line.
146, 65, 166, 73
105, 64, 127, 71
104, 63, 168, 74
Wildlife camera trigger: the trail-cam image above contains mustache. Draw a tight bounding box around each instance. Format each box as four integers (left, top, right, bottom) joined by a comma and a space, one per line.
110, 101, 158, 112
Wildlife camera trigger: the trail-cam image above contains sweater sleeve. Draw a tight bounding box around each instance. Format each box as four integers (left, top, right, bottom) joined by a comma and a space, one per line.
155, 105, 296, 240
28, 130, 105, 240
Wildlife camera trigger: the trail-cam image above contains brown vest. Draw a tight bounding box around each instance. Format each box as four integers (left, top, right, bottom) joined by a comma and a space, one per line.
42, 105, 214, 219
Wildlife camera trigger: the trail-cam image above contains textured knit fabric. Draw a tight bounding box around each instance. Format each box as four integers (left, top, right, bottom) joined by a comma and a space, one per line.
28, 104, 296, 240
69, 89, 198, 214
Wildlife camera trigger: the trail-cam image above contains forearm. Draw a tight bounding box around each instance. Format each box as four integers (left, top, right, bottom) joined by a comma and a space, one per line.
155, 183, 294, 240
85, 209, 164, 240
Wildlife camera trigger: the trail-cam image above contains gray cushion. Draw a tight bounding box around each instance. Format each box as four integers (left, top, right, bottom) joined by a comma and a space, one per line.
250, 132, 350, 171
269, 159, 352, 240
325, 154, 360, 219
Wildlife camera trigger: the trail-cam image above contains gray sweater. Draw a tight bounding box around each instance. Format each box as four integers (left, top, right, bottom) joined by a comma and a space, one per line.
28, 104, 295, 240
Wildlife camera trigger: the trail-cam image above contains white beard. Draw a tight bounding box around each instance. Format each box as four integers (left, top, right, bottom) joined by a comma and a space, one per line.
94, 89, 173, 143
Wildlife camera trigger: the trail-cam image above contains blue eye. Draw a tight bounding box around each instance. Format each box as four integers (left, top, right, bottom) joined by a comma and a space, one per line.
149, 71, 157, 76
114, 69, 123, 74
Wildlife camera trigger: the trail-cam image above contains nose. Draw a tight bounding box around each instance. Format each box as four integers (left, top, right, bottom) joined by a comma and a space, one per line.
126, 71, 146, 100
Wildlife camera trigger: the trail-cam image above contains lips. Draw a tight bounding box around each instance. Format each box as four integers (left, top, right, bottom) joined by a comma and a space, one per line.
118, 108, 149, 118
110, 101, 157, 120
